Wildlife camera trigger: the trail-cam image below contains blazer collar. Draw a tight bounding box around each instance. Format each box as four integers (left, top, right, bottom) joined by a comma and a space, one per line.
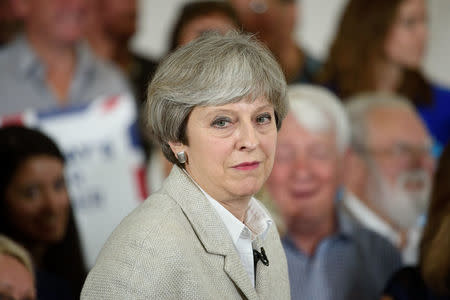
162, 165, 258, 299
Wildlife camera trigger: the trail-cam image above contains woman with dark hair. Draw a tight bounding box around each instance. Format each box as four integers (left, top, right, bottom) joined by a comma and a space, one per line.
169, 0, 240, 52
319, 0, 450, 146
0, 126, 87, 300
382, 143, 450, 300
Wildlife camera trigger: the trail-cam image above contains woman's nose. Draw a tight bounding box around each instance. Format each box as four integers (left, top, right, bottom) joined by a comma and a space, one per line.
43, 189, 67, 214
237, 121, 258, 151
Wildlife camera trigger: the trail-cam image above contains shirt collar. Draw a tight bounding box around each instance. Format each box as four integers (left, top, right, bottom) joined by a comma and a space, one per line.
201, 187, 272, 243
343, 191, 401, 246
13, 35, 42, 79
182, 169, 272, 244
336, 206, 356, 239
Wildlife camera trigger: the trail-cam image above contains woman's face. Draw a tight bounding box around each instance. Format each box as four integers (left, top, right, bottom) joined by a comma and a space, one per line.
384, 0, 428, 69
175, 97, 277, 203
178, 13, 237, 47
4, 155, 70, 244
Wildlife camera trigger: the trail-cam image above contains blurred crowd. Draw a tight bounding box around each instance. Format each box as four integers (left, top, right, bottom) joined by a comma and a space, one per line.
0, 0, 449, 299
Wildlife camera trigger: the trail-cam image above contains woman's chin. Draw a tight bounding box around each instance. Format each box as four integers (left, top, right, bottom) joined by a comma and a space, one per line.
233, 181, 263, 199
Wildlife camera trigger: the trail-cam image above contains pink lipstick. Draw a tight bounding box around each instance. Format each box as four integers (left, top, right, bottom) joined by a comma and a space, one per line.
232, 161, 260, 171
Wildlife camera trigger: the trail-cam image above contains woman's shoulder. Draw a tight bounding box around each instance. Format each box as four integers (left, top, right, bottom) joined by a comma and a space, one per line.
106, 190, 192, 245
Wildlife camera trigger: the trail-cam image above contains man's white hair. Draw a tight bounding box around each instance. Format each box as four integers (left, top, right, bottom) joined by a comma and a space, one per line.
287, 84, 350, 153
345, 92, 422, 152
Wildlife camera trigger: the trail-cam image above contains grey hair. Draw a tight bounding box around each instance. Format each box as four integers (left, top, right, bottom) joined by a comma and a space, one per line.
145, 31, 288, 166
287, 84, 350, 154
0, 234, 34, 276
345, 92, 418, 153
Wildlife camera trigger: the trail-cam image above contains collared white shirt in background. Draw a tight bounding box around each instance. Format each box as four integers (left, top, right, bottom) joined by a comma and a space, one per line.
343, 191, 422, 265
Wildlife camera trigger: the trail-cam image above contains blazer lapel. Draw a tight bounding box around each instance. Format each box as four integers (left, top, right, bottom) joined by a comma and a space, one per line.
162, 166, 257, 299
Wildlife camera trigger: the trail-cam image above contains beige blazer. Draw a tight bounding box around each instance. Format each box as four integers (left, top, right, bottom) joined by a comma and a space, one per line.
81, 165, 290, 299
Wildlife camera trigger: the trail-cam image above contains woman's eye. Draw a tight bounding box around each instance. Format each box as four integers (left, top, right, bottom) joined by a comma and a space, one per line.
211, 117, 231, 128
21, 185, 40, 200
54, 177, 67, 191
256, 113, 272, 125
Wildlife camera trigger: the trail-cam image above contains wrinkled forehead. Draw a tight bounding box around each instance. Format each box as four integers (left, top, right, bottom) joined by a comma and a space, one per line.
366, 107, 431, 147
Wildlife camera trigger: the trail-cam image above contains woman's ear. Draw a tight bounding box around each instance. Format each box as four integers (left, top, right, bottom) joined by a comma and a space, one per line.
168, 141, 185, 157
168, 141, 188, 164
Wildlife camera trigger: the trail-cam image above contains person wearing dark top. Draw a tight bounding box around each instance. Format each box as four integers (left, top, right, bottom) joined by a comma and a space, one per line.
382, 143, 450, 300
319, 0, 450, 146
0, 126, 87, 300
229, 0, 321, 84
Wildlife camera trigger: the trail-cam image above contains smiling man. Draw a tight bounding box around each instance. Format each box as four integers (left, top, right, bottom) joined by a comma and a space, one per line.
266, 84, 401, 300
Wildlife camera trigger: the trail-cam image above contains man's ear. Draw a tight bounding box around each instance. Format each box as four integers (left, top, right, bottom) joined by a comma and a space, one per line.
344, 148, 369, 198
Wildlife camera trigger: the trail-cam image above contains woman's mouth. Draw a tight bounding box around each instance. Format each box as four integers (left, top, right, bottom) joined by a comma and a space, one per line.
232, 161, 260, 171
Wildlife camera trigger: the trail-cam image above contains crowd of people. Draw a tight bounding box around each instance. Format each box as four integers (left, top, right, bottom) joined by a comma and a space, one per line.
0, 0, 449, 299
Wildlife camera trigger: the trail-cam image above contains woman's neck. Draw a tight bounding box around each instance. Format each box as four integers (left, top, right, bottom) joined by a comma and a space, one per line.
273, 39, 303, 83
26, 31, 76, 103
288, 213, 337, 256
182, 167, 251, 222
18, 240, 48, 268
217, 196, 251, 223
375, 59, 404, 92
87, 29, 132, 73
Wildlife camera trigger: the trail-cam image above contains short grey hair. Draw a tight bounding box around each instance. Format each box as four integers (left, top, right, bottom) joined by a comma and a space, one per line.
345, 92, 419, 153
145, 31, 288, 165
0, 234, 34, 276
287, 84, 350, 154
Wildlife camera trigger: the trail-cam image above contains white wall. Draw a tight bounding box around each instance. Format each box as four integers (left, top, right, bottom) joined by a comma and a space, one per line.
131, 0, 450, 86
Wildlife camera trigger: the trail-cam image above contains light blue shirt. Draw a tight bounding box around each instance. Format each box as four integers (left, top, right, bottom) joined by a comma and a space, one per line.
0, 35, 131, 116
284, 206, 402, 300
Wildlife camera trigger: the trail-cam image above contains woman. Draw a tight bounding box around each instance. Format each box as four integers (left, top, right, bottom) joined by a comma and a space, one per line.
381, 143, 450, 300
81, 32, 290, 299
169, 0, 240, 52
0, 126, 87, 300
229, 0, 321, 84
319, 0, 450, 146
147, 0, 241, 193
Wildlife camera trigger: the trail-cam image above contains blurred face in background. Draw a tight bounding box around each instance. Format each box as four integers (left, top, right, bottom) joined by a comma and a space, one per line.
229, 0, 297, 49
16, 0, 87, 45
384, 0, 428, 69
365, 107, 434, 228
266, 113, 342, 228
0, 254, 36, 300
177, 13, 238, 47
5, 155, 70, 244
